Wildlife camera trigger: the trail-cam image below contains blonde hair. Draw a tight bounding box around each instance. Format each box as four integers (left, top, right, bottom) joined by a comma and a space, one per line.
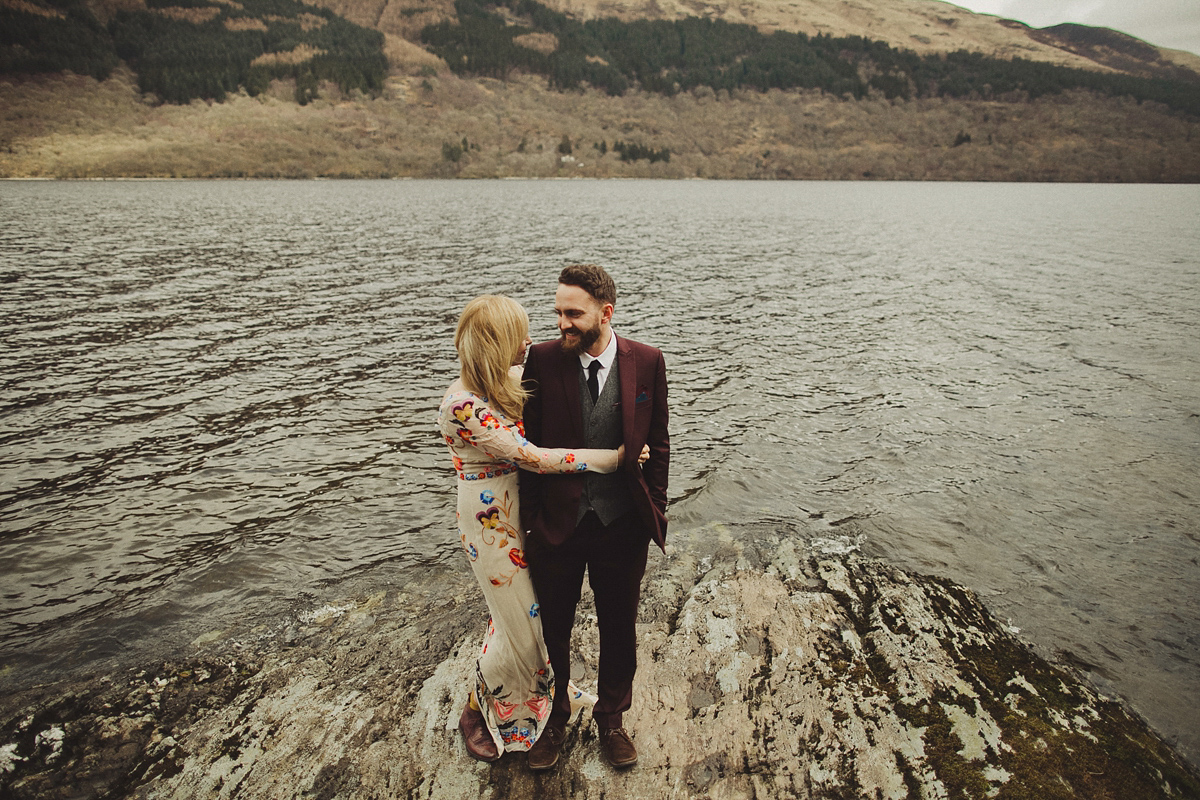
454, 295, 530, 421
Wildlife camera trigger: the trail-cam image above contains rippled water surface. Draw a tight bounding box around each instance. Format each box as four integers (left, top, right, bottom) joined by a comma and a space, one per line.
1, 179, 1198, 762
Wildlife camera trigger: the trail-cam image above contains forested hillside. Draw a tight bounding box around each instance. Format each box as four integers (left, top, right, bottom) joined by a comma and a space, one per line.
422, 0, 1200, 116
1, 0, 118, 80
2, 0, 386, 103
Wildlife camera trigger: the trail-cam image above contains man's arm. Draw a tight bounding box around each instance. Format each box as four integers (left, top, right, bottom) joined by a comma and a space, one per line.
645, 349, 670, 513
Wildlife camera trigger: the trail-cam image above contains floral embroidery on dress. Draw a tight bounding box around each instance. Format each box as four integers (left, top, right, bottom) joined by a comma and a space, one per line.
452, 401, 475, 423
497, 723, 535, 748
493, 699, 518, 722
524, 696, 550, 721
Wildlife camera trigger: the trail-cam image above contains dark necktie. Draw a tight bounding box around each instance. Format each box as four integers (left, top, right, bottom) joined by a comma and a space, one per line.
587, 361, 601, 402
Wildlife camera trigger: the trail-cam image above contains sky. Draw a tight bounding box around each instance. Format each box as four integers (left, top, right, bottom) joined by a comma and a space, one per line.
948, 0, 1200, 57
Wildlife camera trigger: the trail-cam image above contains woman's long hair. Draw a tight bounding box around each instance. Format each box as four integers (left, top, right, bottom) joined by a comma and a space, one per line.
454, 295, 530, 421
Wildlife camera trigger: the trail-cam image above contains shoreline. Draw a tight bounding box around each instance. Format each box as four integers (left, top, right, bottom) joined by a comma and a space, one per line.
3, 523, 1197, 799
4, 176, 1200, 185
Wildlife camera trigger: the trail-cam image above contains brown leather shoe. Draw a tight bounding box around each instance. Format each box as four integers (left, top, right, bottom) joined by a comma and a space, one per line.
527, 724, 564, 771
459, 704, 500, 763
599, 726, 637, 769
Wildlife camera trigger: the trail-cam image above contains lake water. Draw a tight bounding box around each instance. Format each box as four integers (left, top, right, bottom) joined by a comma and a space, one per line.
1, 179, 1198, 765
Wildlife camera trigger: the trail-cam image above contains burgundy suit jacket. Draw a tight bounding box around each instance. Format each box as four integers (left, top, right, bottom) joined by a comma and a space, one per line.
519, 333, 670, 551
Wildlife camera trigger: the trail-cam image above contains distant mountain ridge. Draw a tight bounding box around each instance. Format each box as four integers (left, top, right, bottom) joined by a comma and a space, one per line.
69, 0, 1200, 82
264, 0, 1200, 79
407, 0, 1198, 117
1030, 23, 1200, 84
5, 0, 1197, 94
524, 0, 1200, 79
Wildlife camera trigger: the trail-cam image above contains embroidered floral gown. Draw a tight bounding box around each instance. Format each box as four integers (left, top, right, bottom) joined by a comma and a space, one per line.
438, 377, 613, 752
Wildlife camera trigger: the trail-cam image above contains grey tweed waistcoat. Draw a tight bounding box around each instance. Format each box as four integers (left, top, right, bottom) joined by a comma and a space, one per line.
578, 357, 633, 525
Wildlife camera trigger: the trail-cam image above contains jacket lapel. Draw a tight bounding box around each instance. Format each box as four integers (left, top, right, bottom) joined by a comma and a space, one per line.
556, 344, 585, 442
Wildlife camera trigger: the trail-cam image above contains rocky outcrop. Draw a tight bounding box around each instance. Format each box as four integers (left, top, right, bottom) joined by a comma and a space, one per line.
3, 523, 1198, 799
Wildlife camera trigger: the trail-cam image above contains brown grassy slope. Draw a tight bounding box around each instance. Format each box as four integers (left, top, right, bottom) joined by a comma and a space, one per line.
3, 68, 1198, 180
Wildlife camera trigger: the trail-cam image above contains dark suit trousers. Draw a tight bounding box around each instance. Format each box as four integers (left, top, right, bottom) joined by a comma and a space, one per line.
528, 510, 650, 731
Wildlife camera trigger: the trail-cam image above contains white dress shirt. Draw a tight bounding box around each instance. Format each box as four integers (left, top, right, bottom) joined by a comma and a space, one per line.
579, 331, 617, 397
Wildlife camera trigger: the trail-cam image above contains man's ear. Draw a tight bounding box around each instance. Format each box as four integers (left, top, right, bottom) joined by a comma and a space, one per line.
601, 303, 614, 324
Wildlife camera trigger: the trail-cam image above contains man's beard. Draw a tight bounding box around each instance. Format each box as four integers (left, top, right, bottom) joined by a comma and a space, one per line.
559, 325, 601, 356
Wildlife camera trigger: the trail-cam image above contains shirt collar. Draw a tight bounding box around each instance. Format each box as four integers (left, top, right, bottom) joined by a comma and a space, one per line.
579, 330, 617, 371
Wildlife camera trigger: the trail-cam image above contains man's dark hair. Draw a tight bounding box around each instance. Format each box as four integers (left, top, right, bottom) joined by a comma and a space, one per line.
559, 264, 617, 306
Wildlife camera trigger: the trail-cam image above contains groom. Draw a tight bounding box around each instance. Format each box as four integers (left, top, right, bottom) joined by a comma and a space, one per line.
520, 264, 670, 771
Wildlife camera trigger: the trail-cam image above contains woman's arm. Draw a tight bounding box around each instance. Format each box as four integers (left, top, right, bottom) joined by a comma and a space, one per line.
445, 395, 618, 474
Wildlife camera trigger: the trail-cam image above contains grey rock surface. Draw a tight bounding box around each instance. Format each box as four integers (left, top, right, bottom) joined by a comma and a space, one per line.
2, 523, 1197, 799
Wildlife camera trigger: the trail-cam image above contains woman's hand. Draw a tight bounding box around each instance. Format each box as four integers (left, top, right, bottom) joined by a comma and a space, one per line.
616, 444, 652, 467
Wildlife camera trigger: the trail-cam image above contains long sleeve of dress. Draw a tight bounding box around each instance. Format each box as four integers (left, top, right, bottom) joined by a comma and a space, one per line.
443, 393, 618, 474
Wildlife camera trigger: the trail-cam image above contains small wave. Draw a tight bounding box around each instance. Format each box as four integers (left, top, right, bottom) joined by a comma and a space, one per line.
299, 602, 355, 625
